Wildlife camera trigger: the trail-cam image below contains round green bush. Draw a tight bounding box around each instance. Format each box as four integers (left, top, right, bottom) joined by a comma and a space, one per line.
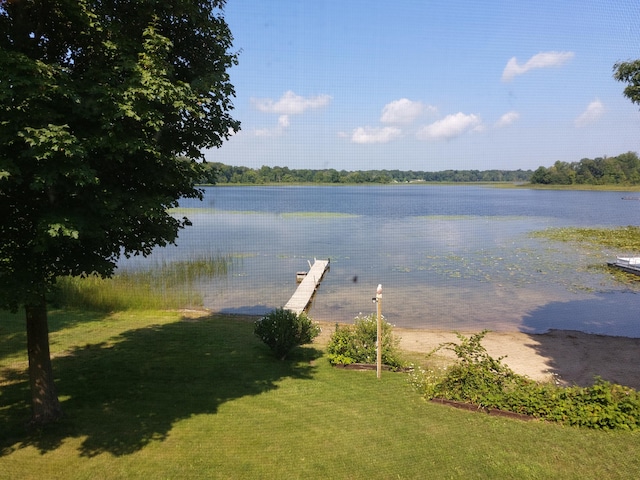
254, 308, 321, 360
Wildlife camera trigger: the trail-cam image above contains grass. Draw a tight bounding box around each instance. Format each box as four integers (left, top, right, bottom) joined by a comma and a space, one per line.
51, 255, 232, 311
1, 309, 640, 479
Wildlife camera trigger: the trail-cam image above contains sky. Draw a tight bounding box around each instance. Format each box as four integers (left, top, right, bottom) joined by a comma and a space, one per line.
205, 0, 640, 172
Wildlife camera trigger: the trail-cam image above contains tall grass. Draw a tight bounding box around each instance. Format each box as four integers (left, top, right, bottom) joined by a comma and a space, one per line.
51, 255, 232, 311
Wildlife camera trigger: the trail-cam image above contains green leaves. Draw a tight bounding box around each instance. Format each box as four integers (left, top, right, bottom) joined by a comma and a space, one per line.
19, 124, 77, 154
326, 313, 403, 369
254, 308, 321, 360
47, 223, 79, 239
614, 59, 640, 107
1, 1, 239, 310
412, 332, 640, 430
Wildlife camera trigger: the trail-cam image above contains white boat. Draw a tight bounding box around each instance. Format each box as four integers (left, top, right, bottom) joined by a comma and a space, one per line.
608, 257, 640, 275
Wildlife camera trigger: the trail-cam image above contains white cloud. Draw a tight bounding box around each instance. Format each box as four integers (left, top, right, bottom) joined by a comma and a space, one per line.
380, 98, 435, 124
351, 126, 402, 144
417, 113, 482, 140
251, 90, 332, 115
250, 91, 330, 137
278, 115, 290, 128
496, 111, 520, 127
575, 99, 604, 127
501, 51, 575, 82
254, 115, 290, 137
254, 127, 278, 137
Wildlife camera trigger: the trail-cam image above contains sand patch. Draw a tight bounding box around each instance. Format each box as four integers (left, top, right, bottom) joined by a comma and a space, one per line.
313, 321, 640, 389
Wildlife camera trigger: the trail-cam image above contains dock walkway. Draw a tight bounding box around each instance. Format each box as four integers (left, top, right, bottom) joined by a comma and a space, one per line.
284, 259, 330, 314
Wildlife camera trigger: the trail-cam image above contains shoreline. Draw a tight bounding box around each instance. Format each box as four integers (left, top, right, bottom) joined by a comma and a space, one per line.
311, 320, 640, 389
193, 312, 640, 390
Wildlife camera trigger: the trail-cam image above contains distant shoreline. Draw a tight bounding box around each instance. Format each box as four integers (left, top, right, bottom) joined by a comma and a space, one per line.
199, 182, 640, 191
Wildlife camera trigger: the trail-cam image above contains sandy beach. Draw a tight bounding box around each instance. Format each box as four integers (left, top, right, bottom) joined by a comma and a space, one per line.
313, 321, 640, 389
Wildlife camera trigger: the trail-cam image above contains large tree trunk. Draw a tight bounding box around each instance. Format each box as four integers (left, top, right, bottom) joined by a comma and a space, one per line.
25, 296, 62, 425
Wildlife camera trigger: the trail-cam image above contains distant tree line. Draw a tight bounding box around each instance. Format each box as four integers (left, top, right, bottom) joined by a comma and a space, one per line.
199, 162, 533, 185
530, 152, 640, 185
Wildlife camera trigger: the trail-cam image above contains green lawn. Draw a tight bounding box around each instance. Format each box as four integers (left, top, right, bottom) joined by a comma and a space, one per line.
1, 309, 639, 479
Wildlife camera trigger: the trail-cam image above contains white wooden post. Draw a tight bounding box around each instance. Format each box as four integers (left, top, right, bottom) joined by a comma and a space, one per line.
376, 284, 382, 379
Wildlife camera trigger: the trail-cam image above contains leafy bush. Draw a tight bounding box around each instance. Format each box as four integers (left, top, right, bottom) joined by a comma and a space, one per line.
254, 308, 321, 360
326, 313, 403, 369
410, 330, 640, 430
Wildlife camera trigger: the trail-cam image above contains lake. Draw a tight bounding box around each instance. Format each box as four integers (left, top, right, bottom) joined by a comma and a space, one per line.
121, 185, 640, 337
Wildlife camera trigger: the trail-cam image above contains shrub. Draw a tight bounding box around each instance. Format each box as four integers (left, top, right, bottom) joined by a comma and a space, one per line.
326, 313, 403, 369
254, 308, 321, 360
410, 330, 640, 430
427, 331, 526, 404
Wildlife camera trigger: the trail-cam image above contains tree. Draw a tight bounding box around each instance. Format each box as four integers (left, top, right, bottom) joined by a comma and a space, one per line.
614, 59, 640, 106
530, 166, 551, 184
617, 151, 640, 183
0, 0, 239, 425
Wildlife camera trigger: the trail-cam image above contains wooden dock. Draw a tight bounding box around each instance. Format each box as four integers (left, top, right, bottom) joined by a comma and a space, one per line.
284, 259, 330, 314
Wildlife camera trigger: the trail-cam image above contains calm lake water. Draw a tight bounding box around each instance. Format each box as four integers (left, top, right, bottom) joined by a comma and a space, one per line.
121, 185, 640, 337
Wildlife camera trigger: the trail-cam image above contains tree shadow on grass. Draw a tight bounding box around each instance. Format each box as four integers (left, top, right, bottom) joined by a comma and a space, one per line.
0, 314, 321, 457
0, 310, 26, 363
0, 309, 108, 363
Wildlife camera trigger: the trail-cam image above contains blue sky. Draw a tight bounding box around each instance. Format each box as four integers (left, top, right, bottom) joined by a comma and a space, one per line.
205, 0, 640, 172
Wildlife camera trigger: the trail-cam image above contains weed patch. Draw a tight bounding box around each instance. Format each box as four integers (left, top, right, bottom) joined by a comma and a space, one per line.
411, 331, 640, 430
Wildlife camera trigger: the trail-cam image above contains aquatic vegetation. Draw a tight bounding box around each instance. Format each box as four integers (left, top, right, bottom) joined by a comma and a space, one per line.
417, 215, 529, 222
51, 255, 233, 311
421, 237, 630, 294
531, 226, 640, 289
531, 226, 640, 251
